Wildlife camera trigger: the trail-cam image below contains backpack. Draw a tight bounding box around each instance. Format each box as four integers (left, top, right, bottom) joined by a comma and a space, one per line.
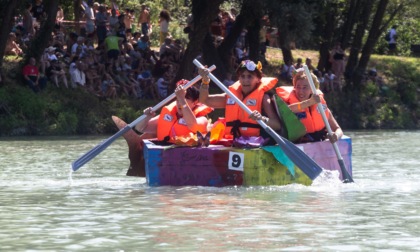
385, 31, 391, 42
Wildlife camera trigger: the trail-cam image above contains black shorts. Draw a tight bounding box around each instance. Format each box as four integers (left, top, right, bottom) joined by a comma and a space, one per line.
107, 49, 120, 60
389, 43, 396, 50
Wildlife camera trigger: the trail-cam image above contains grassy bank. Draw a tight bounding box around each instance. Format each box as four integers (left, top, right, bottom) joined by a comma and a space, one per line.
0, 49, 419, 136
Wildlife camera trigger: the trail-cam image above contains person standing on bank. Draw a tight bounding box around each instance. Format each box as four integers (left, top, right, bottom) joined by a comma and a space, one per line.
388, 25, 398, 55
198, 60, 282, 140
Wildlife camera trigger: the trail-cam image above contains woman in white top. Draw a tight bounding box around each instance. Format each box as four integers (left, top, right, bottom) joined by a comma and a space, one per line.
158, 10, 171, 45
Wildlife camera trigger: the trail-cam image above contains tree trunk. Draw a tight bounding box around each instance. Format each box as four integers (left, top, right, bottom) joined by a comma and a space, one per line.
217, 13, 245, 74
344, 0, 374, 90
352, 0, 389, 89
0, 0, 20, 68
173, 0, 223, 92
339, 0, 362, 49
73, 0, 82, 34
26, 0, 59, 63
317, 2, 337, 72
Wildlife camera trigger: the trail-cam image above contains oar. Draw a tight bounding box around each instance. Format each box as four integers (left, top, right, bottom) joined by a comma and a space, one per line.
193, 60, 322, 180
72, 65, 217, 171
303, 65, 354, 183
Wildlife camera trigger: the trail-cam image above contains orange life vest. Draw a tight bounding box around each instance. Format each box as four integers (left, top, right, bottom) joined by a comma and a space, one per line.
157, 101, 213, 141
276, 86, 329, 134
225, 77, 278, 138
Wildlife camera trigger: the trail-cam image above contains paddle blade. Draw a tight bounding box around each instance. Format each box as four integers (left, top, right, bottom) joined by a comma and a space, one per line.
71, 125, 132, 171
338, 159, 354, 183
263, 125, 322, 180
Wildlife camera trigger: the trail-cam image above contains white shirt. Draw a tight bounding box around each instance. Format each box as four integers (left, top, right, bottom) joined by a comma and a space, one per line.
71, 69, 86, 86
160, 19, 169, 33
389, 28, 397, 44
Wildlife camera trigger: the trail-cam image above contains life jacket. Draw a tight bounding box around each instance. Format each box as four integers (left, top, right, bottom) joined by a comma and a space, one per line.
157, 101, 213, 141
225, 77, 277, 138
276, 86, 329, 134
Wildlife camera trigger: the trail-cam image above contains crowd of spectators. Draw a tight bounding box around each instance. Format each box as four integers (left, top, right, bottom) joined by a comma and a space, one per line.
12, 1, 187, 100
8, 1, 302, 96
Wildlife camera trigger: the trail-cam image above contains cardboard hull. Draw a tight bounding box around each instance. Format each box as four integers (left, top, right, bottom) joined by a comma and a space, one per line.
143, 136, 352, 187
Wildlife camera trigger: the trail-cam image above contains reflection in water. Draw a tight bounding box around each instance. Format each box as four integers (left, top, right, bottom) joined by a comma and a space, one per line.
0, 132, 419, 250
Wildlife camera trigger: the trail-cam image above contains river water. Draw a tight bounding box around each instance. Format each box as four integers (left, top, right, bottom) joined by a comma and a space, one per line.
1, 131, 419, 251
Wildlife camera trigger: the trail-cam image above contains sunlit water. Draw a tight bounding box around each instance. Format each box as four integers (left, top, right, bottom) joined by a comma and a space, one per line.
1, 131, 419, 251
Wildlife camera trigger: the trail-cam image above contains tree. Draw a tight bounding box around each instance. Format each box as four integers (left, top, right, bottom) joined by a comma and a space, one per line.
172, 0, 224, 92
0, 0, 22, 68
25, 0, 59, 63
264, 0, 316, 65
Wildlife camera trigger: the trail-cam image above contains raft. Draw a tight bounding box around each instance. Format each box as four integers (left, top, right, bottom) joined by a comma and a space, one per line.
143, 136, 352, 187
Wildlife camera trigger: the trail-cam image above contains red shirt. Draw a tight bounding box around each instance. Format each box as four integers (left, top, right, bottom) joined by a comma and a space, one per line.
22, 65, 39, 76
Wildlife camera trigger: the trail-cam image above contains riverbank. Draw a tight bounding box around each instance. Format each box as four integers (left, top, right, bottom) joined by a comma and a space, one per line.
0, 49, 419, 136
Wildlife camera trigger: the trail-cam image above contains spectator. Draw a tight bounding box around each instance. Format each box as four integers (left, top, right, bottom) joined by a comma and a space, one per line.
137, 4, 150, 36
329, 41, 345, 81
55, 5, 64, 30
156, 71, 171, 98
124, 8, 134, 33
46, 59, 68, 88
95, 5, 108, 45
52, 27, 66, 53
116, 14, 127, 42
71, 36, 87, 58
158, 10, 171, 45
104, 32, 124, 69
101, 73, 118, 99
40, 46, 58, 74
388, 25, 397, 55
222, 11, 235, 38
222, 72, 235, 87
109, 8, 119, 35
305, 57, 316, 72
234, 42, 248, 62
280, 59, 295, 82
210, 10, 223, 37
70, 60, 86, 87
82, 1, 95, 39
294, 58, 303, 69
5, 32, 23, 57
22, 3, 35, 37
31, 0, 45, 23
22, 57, 47, 93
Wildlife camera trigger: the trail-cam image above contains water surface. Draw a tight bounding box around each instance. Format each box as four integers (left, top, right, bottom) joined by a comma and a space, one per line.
1, 131, 419, 251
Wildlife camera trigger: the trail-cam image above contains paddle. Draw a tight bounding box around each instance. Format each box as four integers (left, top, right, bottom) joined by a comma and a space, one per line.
193, 59, 322, 180
303, 66, 354, 183
72, 65, 217, 171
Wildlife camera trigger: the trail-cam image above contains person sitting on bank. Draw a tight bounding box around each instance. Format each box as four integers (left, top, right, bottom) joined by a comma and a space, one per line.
134, 79, 213, 143
22, 57, 48, 93
198, 60, 282, 141
276, 69, 343, 143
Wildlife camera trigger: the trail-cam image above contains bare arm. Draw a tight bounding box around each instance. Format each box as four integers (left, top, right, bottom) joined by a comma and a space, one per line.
134, 107, 158, 136
327, 111, 343, 143
288, 93, 320, 113
198, 67, 226, 108
175, 85, 209, 133
261, 94, 282, 131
